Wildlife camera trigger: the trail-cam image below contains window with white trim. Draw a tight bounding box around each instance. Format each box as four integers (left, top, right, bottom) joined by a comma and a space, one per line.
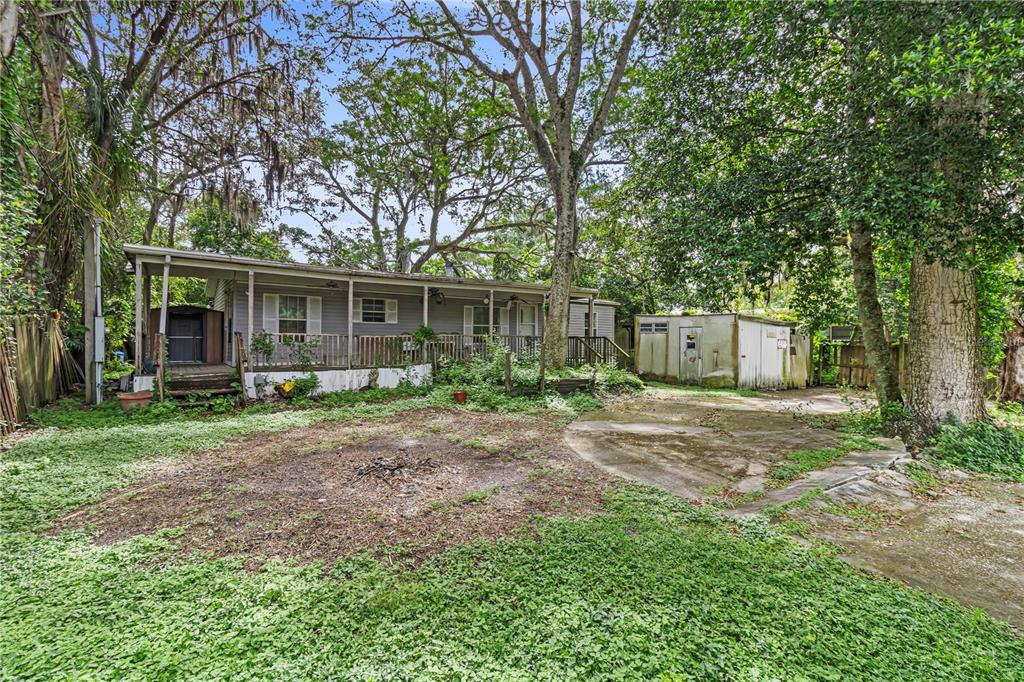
278, 295, 307, 334
470, 306, 490, 335
583, 310, 599, 335
639, 321, 668, 333
518, 304, 537, 336
359, 297, 397, 323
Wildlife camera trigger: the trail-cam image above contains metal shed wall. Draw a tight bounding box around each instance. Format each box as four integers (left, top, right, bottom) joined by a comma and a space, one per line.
635, 313, 810, 390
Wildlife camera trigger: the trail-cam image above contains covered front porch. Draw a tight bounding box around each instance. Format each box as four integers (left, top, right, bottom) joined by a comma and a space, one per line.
126, 245, 613, 386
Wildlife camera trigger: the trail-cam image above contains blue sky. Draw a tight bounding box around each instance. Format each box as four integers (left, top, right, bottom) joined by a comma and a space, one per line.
264, 1, 473, 261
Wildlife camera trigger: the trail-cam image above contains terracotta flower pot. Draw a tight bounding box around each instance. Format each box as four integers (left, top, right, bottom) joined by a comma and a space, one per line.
453, 389, 467, 404
117, 391, 152, 411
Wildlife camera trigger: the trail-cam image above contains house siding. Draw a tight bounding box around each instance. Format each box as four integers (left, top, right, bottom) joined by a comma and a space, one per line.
568, 302, 616, 338
234, 283, 547, 341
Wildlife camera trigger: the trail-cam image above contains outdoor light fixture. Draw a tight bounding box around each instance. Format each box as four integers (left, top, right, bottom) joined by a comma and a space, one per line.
482, 294, 490, 305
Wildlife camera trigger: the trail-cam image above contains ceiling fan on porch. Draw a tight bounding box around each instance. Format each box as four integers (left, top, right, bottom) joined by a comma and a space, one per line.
428, 287, 446, 305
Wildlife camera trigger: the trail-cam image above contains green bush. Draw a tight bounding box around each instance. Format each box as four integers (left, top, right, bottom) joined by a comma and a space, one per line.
927, 421, 1024, 481
29, 399, 183, 430
319, 384, 430, 406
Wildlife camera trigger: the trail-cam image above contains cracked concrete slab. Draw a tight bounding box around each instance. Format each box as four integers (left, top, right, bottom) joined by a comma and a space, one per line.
565, 387, 850, 500
565, 386, 1024, 628
813, 481, 1024, 629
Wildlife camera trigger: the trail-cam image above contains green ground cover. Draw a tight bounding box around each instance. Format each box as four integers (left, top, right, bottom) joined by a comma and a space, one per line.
2, 394, 1022, 680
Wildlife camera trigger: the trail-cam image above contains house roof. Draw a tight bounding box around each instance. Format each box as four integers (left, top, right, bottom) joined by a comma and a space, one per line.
123, 244, 601, 297
571, 297, 621, 307
636, 311, 798, 327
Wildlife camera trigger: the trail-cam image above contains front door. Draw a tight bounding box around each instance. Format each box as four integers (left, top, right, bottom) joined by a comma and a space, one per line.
168, 313, 204, 363
679, 327, 703, 384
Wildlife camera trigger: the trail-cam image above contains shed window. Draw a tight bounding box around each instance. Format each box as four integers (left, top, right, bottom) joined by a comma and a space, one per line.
279, 296, 307, 334
640, 322, 668, 333
583, 310, 599, 335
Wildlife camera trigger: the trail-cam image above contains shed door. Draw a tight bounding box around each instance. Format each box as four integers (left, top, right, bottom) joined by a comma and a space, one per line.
737, 319, 760, 389
759, 325, 786, 389
679, 327, 703, 385
168, 313, 204, 363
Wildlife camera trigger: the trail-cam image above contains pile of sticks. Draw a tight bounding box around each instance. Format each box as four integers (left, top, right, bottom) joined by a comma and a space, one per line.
352, 456, 437, 487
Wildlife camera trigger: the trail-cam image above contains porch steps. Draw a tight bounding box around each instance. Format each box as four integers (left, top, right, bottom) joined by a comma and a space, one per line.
167, 387, 239, 398
166, 368, 240, 406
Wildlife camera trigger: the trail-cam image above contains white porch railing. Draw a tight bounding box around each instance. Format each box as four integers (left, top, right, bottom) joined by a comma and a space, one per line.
249, 333, 348, 368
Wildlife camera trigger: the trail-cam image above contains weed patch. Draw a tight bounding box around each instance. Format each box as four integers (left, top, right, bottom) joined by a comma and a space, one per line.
2, 487, 1022, 679
769, 435, 879, 484
927, 421, 1024, 482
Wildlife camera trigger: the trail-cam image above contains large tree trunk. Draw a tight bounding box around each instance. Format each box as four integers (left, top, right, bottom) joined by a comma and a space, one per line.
29, 3, 78, 312
848, 221, 903, 407
905, 254, 987, 441
997, 321, 1024, 403
543, 181, 577, 369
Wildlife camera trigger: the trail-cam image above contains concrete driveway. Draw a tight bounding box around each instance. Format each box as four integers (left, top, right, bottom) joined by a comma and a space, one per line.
565, 386, 858, 500
566, 385, 1024, 629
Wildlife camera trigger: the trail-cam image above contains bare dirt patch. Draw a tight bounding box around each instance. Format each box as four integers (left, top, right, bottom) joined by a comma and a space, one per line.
55, 408, 611, 566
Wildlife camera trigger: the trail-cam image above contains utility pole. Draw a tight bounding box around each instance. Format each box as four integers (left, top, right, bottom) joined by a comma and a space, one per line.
83, 217, 104, 404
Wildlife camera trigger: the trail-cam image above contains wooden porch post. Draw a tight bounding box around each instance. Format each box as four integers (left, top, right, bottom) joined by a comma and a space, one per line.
159, 255, 171, 337
246, 270, 254, 347
587, 296, 595, 337
134, 256, 143, 370
347, 278, 354, 369
422, 285, 429, 327
488, 289, 494, 334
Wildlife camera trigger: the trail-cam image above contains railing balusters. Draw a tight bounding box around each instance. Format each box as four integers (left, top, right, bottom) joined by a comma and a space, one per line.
249, 333, 555, 370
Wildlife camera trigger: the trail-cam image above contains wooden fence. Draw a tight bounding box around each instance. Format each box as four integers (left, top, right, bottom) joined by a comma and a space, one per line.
833, 341, 907, 389
0, 316, 82, 435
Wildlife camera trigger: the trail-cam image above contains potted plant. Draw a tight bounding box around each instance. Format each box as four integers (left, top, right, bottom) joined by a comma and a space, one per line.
452, 389, 467, 404
117, 390, 152, 410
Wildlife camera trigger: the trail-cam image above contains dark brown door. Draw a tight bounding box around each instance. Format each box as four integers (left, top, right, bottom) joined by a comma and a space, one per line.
168, 313, 205, 363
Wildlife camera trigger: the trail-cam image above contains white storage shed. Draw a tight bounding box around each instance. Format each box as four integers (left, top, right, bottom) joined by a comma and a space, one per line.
633, 313, 811, 390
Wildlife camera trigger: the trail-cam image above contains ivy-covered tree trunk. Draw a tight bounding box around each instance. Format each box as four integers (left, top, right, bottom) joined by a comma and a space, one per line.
849, 221, 903, 408
905, 92, 990, 442
543, 180, 578, 369
906, 254, 987, 440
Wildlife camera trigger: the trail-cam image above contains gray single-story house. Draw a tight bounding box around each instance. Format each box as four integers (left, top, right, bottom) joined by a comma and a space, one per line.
633, 312, 811, 390
124, 245, 622, 394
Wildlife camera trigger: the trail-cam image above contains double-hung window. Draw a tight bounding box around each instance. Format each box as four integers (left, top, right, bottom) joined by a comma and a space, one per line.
278, 295, 307, 334
361, 298, 387, 323
357, 298, 397, 324
518, 305, 537, 336
471, 306, 490, 336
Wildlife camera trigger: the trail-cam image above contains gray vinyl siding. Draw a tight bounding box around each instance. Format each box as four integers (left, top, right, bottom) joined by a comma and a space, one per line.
568, 302, 615, 338
234, 283, 546, 340
235, 283, 348, 342
212, 280, 229, 312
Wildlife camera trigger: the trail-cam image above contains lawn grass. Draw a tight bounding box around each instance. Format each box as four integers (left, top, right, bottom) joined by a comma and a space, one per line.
2, 405, 1023, 680
768, 435, 880, 484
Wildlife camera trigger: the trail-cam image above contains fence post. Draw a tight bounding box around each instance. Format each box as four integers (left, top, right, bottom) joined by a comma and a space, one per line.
504, 351, 513, 394
233, 331, 248, 405
538, 350, 546, 394
155, 332, 165, 402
